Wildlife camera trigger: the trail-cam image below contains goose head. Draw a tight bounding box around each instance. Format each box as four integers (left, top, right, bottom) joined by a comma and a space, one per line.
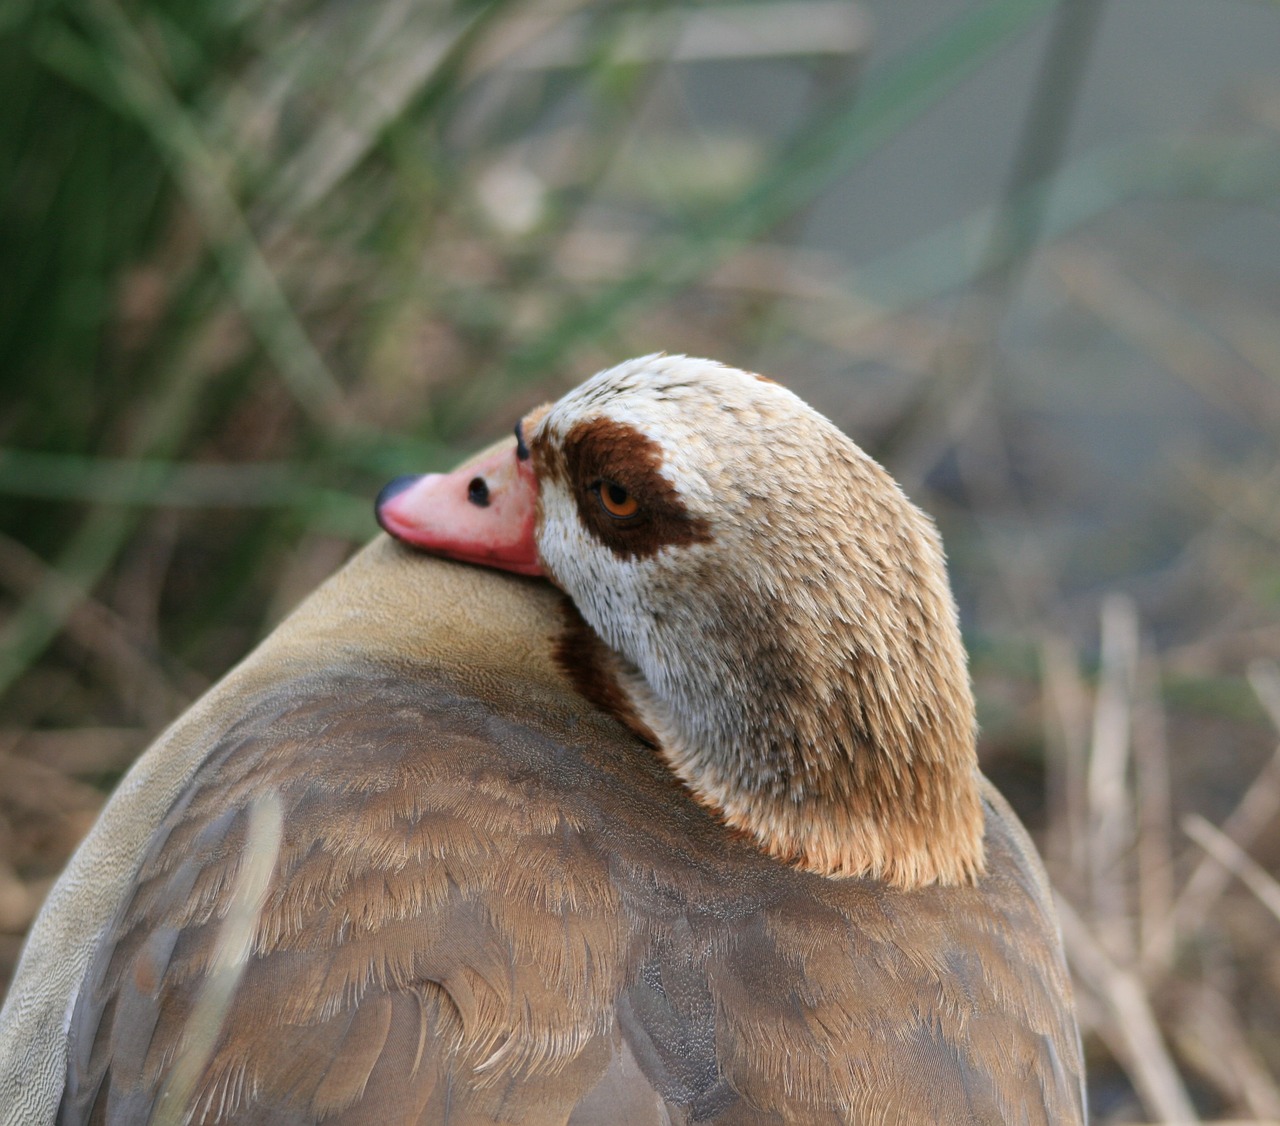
377, 355, 983, 888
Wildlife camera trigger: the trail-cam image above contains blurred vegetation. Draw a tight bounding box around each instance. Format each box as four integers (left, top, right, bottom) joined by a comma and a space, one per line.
2, 0, 1280, 1122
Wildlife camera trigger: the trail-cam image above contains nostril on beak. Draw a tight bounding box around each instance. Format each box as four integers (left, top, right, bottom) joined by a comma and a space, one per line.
467, 477, 490, 508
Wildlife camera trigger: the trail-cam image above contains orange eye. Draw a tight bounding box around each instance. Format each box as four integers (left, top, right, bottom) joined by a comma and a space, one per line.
596, 480, 639, 519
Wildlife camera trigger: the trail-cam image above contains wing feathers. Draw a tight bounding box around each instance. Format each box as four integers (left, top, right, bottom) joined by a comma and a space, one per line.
60, 667, 1083, 1124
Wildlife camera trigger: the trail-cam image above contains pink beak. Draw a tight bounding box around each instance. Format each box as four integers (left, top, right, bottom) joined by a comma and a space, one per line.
375, 442, 543, 577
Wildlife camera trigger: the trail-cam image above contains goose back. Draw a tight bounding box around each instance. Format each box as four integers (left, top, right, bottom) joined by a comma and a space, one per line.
30, 542, 1083, 1124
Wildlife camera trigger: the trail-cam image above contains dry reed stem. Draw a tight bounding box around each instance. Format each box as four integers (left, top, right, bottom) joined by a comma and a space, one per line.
1041, 634, 1091, 884
263, 1, 871, 225
260, 6, 475, 223
1248, 662, 1280, 734
1055, 591, 1206, 1121
1182, 814, 1280, 927
1076, 220, 1280, 427
1144, 664, 1280, 970
0, 752, 106, 822
1174, 984, 1280, 1120
89, 0, 345, 421
0, 728, 142, 778
1153, 745, 1280, 950
1051, 245, 1260, 423
1056, 893, 1200, 1123
489, 1, 873, 70
1046, 599, 1280, 1120
0, 533, 191, 728
1089, 593, 1140, 961
1133, 647, 1175, 970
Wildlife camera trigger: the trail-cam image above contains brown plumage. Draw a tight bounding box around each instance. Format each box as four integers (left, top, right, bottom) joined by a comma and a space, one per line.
3, 355, 1084, 1124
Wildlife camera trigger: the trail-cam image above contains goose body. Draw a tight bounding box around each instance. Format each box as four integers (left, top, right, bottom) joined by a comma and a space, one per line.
0, 356, 1084, 1124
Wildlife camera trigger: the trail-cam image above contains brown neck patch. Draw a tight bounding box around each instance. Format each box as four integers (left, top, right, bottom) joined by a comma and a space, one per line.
553, 599, 658, 746
534, 418, 712, 562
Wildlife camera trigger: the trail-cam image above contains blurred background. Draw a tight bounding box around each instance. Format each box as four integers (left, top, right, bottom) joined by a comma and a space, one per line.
2, 0, 1280, 1120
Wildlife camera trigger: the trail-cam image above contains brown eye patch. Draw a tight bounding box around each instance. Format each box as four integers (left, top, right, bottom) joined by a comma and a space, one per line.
549, 418, 712, 561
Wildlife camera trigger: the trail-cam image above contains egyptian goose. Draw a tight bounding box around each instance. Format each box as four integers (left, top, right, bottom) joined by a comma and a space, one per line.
0, 355, 1084, 1124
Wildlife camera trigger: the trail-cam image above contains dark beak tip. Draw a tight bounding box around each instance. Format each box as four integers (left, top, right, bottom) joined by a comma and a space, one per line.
374, 475, 422, 533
